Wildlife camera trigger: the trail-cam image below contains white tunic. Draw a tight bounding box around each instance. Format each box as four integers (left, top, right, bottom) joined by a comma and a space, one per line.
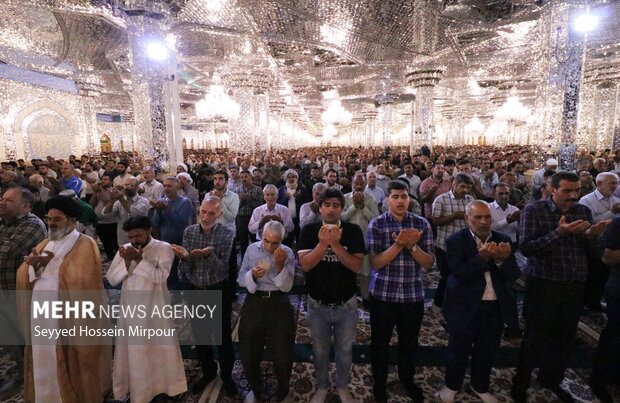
30, 230, 81, 403
107, 238, 187, 403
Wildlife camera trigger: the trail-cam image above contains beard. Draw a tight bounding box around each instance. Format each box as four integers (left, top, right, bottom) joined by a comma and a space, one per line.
49, 223, 72, 240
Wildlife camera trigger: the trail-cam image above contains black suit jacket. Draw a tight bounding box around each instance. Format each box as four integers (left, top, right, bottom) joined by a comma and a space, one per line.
442, 229, 520, 334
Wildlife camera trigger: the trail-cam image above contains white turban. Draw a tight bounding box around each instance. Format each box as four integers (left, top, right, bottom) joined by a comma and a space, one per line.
176, 172, 192, 185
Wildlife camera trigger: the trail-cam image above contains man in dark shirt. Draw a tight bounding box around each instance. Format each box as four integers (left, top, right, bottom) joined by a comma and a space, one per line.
589, 216, 620, 403
0, 187, 47, 396
298, 188, 365, 403
235, 170, 264, 259
303, 165, 325, 203
511, 172, 609, 403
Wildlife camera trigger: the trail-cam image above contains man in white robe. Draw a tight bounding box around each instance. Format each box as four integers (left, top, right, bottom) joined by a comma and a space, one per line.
107, 215, 187, 403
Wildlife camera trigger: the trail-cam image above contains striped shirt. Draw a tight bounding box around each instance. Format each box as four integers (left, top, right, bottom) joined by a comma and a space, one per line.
432, 190, 474, 251
366, 211, 433, 303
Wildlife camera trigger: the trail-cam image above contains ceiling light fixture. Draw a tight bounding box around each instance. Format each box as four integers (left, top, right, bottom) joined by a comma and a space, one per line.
573, 11, 598, 33
146, 42, 168, 61
195, 72, 240, 120
321, 100, 352, 126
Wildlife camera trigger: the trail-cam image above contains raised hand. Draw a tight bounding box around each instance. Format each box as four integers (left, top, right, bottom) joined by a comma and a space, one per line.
274, 247, 287, 272
556, 215, 590, 236
252, 265, 268, 279
507, 210, 521, 223
109, 188, 122, 200
352, 191, 365, 208
153, 200, 168, 210
453, 211, 465, 220
587, 219, 611, 238
325, 227, 343, 246
318, 226, 331, 246
191, 246, 215, 257
171, 244, 189, 259
24, 248, 54, 268
495, 242, 512, 261
478, 242, 495, 261
309, 201, 320, 214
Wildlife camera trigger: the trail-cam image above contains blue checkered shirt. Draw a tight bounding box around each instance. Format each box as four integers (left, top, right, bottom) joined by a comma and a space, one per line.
366, 211, 434, 303
519, 198, 595, 282
178, 223, 234, 287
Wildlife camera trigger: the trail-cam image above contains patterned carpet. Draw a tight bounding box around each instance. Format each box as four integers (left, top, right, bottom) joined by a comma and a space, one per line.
2, 262, 619, 402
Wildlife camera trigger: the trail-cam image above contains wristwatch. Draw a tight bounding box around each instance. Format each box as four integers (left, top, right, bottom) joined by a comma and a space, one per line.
409, 244, 418, 253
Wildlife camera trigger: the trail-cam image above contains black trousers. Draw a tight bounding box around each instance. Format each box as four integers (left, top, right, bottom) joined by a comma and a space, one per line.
591, 293, 620, 385
187, 281, 235, 382
369, 296, 424, 389
239, 293, 295, 401
584, 258, 609, 309
513, 278, 584, 390
445, 301, 503, 392
433, 248, 448, 307
96, 223, 118, 261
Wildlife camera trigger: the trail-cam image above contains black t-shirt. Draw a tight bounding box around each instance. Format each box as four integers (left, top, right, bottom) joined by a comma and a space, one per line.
603, 217, 620, 296
298, 221, 366, 303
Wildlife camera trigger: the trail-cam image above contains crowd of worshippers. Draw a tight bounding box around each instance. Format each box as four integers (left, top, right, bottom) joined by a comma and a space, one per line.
0, 145, 619, 403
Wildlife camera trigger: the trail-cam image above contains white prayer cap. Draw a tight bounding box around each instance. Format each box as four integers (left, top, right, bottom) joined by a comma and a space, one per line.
176, 172, 192, 184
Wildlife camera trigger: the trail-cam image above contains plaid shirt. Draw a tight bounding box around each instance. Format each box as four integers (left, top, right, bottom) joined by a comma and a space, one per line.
235, 184, 264, 217
0, 213, 47, 290
366, 211, 433, 303
519, 198, 594, 282
432, 190, 474, 251
179, 223, 234, 287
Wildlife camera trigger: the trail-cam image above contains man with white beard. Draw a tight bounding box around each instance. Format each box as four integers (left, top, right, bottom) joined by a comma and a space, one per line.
16, 196, 111, 403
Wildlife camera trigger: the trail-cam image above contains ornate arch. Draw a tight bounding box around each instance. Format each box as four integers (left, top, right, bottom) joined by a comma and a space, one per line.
11, 99, 79, 160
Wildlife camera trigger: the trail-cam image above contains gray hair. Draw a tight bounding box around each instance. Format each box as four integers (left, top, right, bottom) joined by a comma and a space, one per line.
312, 182, 327, 193
263, 184, 278, 194
263, 220, 285, 239
465, 199, 490, 216
596, 172, 618, 184
201, 195, 222, 209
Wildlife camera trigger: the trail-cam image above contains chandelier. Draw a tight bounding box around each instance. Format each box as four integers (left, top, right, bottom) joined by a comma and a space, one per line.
321, 100, 352, 126
195, 72, 240, 120
465, 114, 485, 134
493, 88, 532, 123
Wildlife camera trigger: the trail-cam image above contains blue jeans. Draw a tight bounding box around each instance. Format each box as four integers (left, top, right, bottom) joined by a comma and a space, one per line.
306, 295, 358, 389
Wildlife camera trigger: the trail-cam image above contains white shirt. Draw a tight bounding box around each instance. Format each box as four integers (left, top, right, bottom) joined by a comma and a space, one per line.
579, 189, 620, 223
398, 174, 421, 198
107, 238, 174, 289
217, 189, 240, 234
140, 180, 164, 203
113, 173, 136, 188
105, 195, 150, 244
299, 202, 321, 230
489, 201, 520, 243
364, 185, 385, 206
248, 203, 294, 238
470, 230, 497, 301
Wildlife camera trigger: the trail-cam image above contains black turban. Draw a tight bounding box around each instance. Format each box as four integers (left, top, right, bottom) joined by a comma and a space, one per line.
44, 196, 82, 219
